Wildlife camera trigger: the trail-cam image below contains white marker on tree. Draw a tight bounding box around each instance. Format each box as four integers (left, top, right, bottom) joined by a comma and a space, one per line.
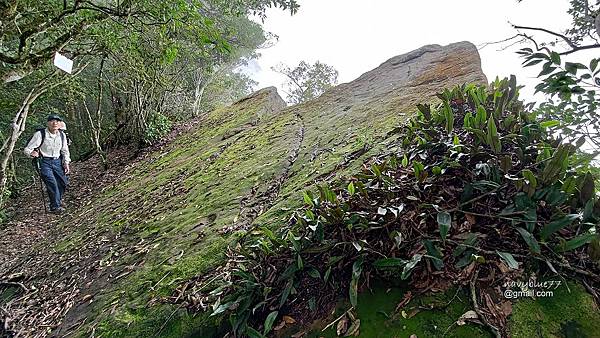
53, 52, 73, 74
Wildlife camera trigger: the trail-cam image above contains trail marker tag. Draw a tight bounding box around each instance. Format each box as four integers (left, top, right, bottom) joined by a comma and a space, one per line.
53, 52, 73, 74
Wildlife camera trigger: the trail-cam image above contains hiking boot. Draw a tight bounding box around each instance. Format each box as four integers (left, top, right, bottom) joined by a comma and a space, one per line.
50, 207, 66, 214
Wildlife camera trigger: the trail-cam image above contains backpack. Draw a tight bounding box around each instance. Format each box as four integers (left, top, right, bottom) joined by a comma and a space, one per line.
33, 128, 68, 153
30, 129, 69, 173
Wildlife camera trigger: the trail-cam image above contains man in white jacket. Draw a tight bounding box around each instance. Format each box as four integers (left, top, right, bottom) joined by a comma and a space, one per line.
24, 115, 71, 213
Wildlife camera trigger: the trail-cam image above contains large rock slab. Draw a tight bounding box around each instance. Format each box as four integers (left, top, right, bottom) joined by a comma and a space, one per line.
266, 41, 486, 214
1, 42, 489, 337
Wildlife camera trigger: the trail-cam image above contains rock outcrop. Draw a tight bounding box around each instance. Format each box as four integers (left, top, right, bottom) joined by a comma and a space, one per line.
2, 42, 498, 337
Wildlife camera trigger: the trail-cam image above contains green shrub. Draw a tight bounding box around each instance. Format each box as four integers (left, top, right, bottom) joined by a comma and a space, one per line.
144, 112, 172, 145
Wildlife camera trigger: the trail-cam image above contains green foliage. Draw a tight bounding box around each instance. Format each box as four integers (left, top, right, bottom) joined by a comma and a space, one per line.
412, 161, 426, 182
173, 79, 600, 336
516, 227, 541, 254
143, 112, 172, 145
401, 254, 423, 280
0, 0, 298, 199
564, 0, 600, 44
272, 60, 339, 104
515, 0, 600, 154
263, 310, 278, 336
436, 211, 451, 242
496, 251, 519, 269
198, 71, 259, 114
521, 48, 599, 151
349, 257, 364, 307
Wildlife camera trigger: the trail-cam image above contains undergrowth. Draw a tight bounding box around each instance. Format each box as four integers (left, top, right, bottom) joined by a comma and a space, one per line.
166, 77, 600, 337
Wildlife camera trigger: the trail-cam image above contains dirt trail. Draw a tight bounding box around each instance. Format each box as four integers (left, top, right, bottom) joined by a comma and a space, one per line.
0, 116, 204, 337
1, 151, 121, 272
0, 148, 140, 338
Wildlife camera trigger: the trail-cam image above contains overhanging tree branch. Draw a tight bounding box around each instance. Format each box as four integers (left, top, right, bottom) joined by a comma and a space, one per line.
512, 24, 600, 54
512, 24, 578, 49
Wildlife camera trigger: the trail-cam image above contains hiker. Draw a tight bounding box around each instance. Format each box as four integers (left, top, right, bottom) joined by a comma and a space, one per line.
24, 114, 71, 213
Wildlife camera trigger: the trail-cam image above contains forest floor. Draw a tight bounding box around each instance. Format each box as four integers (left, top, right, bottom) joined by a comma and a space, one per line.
0, 121, 201, 338
0, 147, 140, 337
1, 147, 129, 269
0, 119, 202, 275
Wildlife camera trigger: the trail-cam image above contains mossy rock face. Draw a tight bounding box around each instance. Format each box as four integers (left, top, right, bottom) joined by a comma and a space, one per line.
5, 40, 596, 338
3, 39, 595, 337
69, 42, 489, 337
509, 281, 600, 338
7, 42, 552, 337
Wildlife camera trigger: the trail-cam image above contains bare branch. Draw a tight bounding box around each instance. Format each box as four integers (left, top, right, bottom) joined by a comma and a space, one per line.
512, 24, 579, 49
513, 24, 600, 54
518, 33, 552, 54
478, 34, 530, 52
478, 34, 521, 49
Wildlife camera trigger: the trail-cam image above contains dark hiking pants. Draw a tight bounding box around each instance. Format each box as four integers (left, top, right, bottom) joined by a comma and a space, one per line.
40, 158, 68, 210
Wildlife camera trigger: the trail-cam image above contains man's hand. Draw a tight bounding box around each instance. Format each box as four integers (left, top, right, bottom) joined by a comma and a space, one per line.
64, 163, 71, 175
31, 150, 40, 158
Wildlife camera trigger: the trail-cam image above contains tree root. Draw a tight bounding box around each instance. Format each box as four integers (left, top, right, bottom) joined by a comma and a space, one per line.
469, 271, 501, 338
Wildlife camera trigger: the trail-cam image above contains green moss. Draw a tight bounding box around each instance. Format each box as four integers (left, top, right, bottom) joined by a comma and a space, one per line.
509, 281, 600, 338
306, 283, 492, 338
299, 279, 600, 338
51, 83, 498, 337
93, 304, 224, 338
53, 232, 84, 253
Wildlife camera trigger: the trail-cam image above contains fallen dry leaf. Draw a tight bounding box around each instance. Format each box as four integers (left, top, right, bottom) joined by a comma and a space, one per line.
395, 291, 413, 311
456, 310, 478, 326
346, 319, 360, 337
465, 213, 476, 226
336, 314, 348, 336
283, 315, 296, 324
407, 308, 420, 318
500, 300, 512, 317
273, 320, 286, 331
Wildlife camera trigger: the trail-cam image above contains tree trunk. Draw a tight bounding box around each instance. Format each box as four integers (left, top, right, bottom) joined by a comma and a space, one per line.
192, 66, 221, 116
192, 79, 207, 116
0, 87, 41, 205
91, 57, 107, 169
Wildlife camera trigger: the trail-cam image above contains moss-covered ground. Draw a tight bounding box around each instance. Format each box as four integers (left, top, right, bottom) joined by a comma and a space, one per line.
291, 279, 598, 338
26, 79, 597, 337
306, 283, 492, 338
53, 83, 424, 337
509, 281, 600, 338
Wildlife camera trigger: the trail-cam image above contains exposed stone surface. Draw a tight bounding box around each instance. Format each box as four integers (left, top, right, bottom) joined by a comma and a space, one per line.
325, 41, 487, 105
248, 86, 287, 119
265, 41, 487, 215
2, 42, 497, 337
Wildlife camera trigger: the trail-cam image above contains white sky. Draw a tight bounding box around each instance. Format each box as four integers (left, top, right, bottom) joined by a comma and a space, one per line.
246, 0, 584, 103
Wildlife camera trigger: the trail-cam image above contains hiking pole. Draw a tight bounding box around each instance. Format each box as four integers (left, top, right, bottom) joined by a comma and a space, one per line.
32, 156, 47, 214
